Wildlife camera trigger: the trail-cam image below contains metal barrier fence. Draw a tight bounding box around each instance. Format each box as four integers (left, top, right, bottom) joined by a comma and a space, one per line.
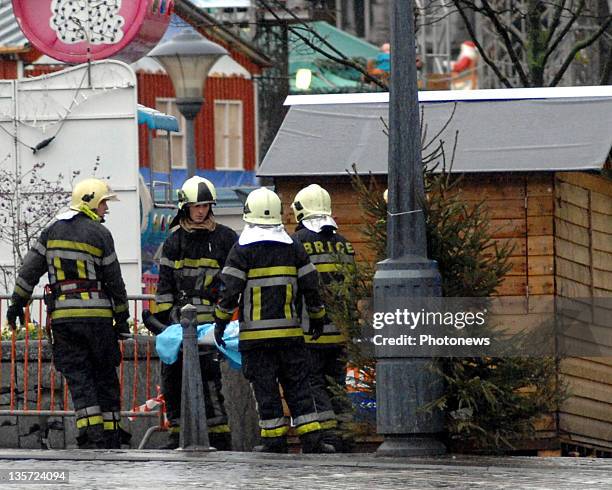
0, 294, 165, 449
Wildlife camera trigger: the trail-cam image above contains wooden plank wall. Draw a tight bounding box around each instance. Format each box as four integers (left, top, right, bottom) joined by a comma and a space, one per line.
277, 173, 560, 447
555, 172, 612, 451
276, 176, 386, 262
277, 173, 555, 298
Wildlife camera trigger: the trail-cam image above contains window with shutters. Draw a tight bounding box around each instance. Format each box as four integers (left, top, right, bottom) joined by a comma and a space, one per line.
152, 98, 186, 170
214, 100, 243, 170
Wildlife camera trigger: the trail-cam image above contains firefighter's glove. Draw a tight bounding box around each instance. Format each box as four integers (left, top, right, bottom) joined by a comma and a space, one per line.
6, 303, 25, 331
308, 316, 325, 341
114, 321, 131, 340
214, 321, 228, 348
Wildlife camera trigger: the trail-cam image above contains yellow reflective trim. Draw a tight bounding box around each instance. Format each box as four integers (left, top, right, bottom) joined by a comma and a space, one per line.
214, 308, 233, 321
114, 303, 128, 313
51, 308, 113, 319
305, 333, 346, 344
76, 260, 86, 279
47, 240, 103, 257
80, 292, 89, 300
208, 424, 231, 434
53, 257, 65, 281
103, 421, 119, 430
156, 302, 173, 313
284, 284, 292, 320
240, 327, 303, 341
59, 294, 66, 301
174, 258, 220, 269
196, 313, 214, 323
309, 308, 326, 320
261, 426, 289, 438
76, 415, 104, 429
295, 421, 321, 435
252, 287, 261, 321
247, 266, 297, 278
319, 420, 338, 430
14, 284, 29, 299
168, 426, 181, 434
315, 263, 342, 273
204, 275, 213, 287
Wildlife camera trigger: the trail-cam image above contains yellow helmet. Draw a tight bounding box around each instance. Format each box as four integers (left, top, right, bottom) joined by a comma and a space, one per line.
177, 176, 217, 210
243, 187, 282, 225
291, 184, 332, 222
70, 178, 118, 211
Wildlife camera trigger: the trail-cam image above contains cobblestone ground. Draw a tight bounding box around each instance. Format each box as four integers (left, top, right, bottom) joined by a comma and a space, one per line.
0, 452, 611, 489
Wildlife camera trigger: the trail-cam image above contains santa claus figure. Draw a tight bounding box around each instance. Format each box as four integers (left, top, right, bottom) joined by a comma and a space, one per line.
451, 40, 478, 74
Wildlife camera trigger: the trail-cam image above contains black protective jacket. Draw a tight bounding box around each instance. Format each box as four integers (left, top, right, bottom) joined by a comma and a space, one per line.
293, 224, 355, 346
155, 223, 238, 324
215, 238, 326, 351
11, 212, 128, 324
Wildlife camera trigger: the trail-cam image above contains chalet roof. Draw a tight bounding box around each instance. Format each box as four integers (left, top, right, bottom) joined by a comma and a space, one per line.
257, 87, 612, 177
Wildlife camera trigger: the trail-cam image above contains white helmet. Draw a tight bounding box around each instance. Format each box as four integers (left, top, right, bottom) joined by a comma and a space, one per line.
70, 178, 118, 211
291, 184, 331, 222
177, 176, 216, 210
243, 187, 282, 225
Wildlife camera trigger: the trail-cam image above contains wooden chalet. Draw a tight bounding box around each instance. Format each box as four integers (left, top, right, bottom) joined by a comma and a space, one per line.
258, 88, 612, 453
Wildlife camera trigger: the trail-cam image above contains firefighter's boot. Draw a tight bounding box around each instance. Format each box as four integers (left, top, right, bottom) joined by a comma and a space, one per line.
320, 429, 343, 453
104, 430, 121, 449
253, 436, 288, 454
163, 430, 180, 450
209, 431, 232, 451
300, 431, 336, 454
77, 424, 105, 449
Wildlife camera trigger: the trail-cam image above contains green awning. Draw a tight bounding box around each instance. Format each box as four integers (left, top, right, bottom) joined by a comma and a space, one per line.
289, 21, 381, 94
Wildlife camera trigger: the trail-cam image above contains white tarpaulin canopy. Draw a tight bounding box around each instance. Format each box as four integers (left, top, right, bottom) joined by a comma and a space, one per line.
0, 61, 142, 294
257, 87, 612, 177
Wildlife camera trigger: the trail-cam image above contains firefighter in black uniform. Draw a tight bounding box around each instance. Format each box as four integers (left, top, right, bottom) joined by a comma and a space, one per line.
153, 176, 237, 450
213, 187, 334, 454
6, 178, 130, 449
291, 184, 356, 452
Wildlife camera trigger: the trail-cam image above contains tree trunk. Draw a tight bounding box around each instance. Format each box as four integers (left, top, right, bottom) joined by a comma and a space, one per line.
526, 0, 546, 87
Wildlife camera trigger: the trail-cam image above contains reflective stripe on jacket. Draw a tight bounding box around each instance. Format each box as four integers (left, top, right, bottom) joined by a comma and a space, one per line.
216, 238, 326, 350
155, 224, 237, 325
293, 225, 355, 346
11, 213, 128, 324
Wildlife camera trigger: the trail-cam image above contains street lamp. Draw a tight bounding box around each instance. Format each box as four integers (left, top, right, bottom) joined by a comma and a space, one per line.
148, 30, 228, 178
373, 0, 446, 456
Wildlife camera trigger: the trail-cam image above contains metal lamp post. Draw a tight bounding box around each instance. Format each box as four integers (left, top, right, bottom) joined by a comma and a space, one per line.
374, 0, 446, 456
149, 30, 228, 178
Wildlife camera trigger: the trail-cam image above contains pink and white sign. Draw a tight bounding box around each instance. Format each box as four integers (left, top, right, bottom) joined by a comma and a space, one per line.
13, 0, 173, 64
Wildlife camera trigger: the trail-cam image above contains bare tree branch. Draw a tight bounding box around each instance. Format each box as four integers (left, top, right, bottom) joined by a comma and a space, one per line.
545, 0, 567, 46
549, 14, 612, 86
544, 0, 586, 63
600, 37, 612, 85
480, 0, 531, 85
453, 0, 515, 88
256, 0, 388, 90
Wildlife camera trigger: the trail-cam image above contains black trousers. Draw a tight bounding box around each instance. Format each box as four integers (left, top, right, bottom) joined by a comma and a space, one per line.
242, 344, 321, 439
306, 346, 351, 428
52, 320, 121, 447
161, 348, 229, 431
52, 320, 121, 412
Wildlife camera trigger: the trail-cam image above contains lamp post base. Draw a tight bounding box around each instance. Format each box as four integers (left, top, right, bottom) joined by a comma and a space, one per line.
376, 435, 446, 457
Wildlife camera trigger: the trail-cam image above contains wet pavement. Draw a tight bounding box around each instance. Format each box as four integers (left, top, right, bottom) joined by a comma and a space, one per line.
0, 450, 611, 488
